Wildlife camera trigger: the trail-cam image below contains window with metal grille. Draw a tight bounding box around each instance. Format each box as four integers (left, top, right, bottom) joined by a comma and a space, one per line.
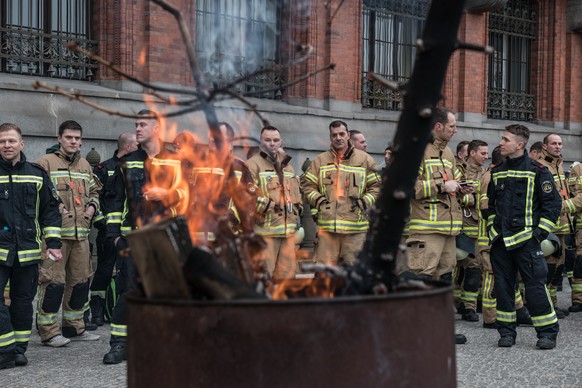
196, 0, 282, 99
362, 0, 428, 111
487, 0, 536, 122
0, 0, 97, 80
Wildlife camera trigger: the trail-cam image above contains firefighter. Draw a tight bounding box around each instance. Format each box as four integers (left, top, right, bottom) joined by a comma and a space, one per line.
487, 124, 561, 349
103, 110, 184, 364
455, 140, 488, 321
404, 108, 465, 282
478, 146, 532, 329
0, 123, 62, 368
247, 125, 302, 279
36, 120, 101, 346
89, 132, 137, 326
537, 133, 574, 319
564, 162, 582, 312
301, 120, 380, 265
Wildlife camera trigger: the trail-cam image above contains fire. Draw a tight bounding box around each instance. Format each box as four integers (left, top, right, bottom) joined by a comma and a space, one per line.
270, 274, 338, 300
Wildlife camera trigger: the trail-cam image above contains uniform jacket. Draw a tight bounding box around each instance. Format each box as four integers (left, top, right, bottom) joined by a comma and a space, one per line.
458, 162, 486, 238
487, 152, 561, 250
409, 137, 462, 235
477, 166, 493, 248
92, 151, 121, 225
247, 149, 302, 237
537, 150, 574, 234
36, 149, 100, 241
106, 143, 184, 238
566, 163, 582, 229
301, 145, 380, 234
0, 153, 61, 267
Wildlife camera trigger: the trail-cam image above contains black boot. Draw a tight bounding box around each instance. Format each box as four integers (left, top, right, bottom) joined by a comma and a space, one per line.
516, 306, 533, 326
462, 309, 479, 322
83, 309, 98, 331
0, 353, 15, 369
455, 334, 467, 344
103, 344, 127, 364
90, 296, 105, 326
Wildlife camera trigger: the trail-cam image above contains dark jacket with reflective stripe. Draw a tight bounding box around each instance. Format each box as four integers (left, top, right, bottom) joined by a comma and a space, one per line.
487, 152, 561, 251
105, 144, 183, 238
0, 153, 61, 267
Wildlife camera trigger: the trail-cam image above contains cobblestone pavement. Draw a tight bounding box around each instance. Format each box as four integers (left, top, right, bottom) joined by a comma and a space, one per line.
4, 283, 582, 387
456, 283, 582, 387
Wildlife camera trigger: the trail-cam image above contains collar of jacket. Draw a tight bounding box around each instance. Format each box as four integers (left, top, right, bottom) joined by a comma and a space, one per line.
329, 144, 355, 161
432, 136, 448, 150
0, 152, 26, 170
53, 149, 80, 164
506, 151, 527, 167
259, 148, 292, 168
541, 149, 562, 165
464, 161, 482, 174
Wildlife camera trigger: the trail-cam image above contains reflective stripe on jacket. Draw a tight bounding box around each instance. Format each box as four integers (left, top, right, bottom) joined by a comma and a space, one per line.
537, 151, 574, 234
409, 138, 462, 235
301, 146, 380, 234
36, 150, 99, 241
458, 162, 486, 238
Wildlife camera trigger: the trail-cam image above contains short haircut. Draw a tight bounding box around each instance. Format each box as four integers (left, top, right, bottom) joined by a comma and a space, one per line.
217, 121, 235, 141
432, 107, 454, 128
530, 141, 543, 152
491, 146, 503, 165
468, 140, 488, 155
137, 109, 159, 120
329, 120, 348, 132
542, 133, 560, 144
456, 140, 470, 155
505, 124, 530, 144
385, 144, 393, 152
261, 125, 280, 136
117, 132, 135, 149
0, 122, 22, 138
58, 120, 82, 136
349, 129, 362, 139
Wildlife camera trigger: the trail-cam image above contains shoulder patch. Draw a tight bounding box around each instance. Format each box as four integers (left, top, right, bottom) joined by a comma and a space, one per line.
542, 180, 553, 193
531, 160, 545, 169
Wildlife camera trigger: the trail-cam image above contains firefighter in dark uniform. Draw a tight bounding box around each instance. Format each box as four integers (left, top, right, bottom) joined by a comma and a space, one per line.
487, 124, 561, 349
103, 110, 184, 364
89, 132, 137, 326
0, 123, 62, 368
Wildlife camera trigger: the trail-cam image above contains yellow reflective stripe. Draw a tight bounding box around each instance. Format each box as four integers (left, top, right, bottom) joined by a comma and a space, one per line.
107, 212, 123, 223
502, 228, 533, 248
111, 324, 128, 337
538, 217, 556, 233
0, 248, 9, 262
514, 290, 523, 303
531, 312, 558, 327
36, 313, 58, 325
43, 226, 61, 239
9, 175, 44, 184
91, 290, 107, 299
565, 199, 576, 214
191, 167, 225, 175
363, 193, 375, 206
14, 330, 31, 343
318, 219, 369, 232
409, 219, 462, 232
63, 309, 85, 321
18, 249, 41, 262
497, 310, 516, 323
255, 223, 298, 235
304, 172, 318, 184
151, 158, 181, 167
461, 291, 478, 303
125, 161, 144, 169
571, 284, 582, 292
422, 180, 431, 198
425, 159, 454, 169
0, 331, 15, 348
193, 232, 216, 242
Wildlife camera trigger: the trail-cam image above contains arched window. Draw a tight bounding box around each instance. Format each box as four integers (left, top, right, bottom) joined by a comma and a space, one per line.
362, 0, 428, 111
487, 0, 536, 121
0, 0, 97, 80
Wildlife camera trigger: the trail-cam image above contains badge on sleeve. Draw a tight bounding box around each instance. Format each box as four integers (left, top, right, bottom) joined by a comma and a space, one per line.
542, 180, 553, 193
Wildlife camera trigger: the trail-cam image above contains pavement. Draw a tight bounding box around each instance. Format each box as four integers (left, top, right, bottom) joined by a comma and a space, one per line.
3, 281, 582, 387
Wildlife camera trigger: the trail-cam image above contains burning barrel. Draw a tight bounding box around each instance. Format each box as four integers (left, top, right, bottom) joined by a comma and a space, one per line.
127, 283, 455, 387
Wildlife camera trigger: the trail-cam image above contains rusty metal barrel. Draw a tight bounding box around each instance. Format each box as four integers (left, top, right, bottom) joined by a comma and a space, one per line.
127, 284, 456, 387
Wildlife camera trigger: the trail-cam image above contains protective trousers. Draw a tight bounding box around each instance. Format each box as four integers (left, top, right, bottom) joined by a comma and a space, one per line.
315, 231, 365, 266
109, 238, 137, 347
262, 236, 297, 280
571, 229, 582, 304
546, 234, 566, 306
406, 233, 456, 280
90, 228, 116, 306
453, 237, 481, 311
0, 262, 38, 355
491, 238, 558, 340
37, 239, 92, 341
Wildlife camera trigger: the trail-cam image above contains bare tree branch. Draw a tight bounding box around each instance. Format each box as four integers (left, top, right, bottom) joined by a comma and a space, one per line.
327, 0, 347, 24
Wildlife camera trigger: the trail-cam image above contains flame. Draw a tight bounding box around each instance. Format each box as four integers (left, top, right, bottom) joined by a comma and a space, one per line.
138, 47, 147, 66
270, 274, 337, 300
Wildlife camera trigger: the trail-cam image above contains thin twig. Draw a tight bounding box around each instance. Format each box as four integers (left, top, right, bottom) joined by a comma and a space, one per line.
328, 0, 347, 24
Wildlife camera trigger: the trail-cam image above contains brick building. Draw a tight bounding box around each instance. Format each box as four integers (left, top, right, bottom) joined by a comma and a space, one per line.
0, 0, 581, 168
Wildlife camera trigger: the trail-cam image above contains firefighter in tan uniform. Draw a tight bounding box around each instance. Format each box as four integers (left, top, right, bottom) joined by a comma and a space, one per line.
564, 162, 582, 312
36, 120, 101, 346
537, 133, 573, 319
455, 140, 488, 321
247, 126, 302, 279
405, 108, 466, 281
301, 120, 380, 265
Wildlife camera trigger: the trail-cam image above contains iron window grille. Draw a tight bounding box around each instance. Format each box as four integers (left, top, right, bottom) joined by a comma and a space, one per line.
0, 0, 97, 81
362, 0, 428, 111
487, 0, 536, 122
196, 0, 283, 99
